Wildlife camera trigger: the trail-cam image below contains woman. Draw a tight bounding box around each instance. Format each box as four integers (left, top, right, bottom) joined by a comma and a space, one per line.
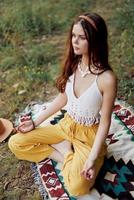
8, 12, 117, 196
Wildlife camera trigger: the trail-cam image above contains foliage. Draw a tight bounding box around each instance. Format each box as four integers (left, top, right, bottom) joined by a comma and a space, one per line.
109, 0, 134, 104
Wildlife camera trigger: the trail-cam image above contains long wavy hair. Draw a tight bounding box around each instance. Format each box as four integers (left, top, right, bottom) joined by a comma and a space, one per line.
56, 12, 112, 93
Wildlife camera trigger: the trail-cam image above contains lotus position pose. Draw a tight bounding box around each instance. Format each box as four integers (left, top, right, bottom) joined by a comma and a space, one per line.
9, 13, 117, 196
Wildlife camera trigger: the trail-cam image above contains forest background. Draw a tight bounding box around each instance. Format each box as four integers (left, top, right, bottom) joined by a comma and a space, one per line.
0, 0, 133, 199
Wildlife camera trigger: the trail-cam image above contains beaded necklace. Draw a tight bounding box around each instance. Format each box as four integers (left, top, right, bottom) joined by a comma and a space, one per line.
78, 60, 91, 78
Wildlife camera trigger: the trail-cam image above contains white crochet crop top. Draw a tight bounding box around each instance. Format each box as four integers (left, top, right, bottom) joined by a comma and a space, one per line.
65, 73, 102, 126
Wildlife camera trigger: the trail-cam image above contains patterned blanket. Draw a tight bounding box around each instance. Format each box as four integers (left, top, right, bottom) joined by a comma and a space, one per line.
19, 100, 134, 200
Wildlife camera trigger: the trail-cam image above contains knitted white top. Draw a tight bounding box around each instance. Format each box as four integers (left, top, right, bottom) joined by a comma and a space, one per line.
65, 73, 102, 126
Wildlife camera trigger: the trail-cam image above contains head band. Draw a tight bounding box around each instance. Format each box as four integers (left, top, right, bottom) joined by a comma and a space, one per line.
79, 15, 97, 31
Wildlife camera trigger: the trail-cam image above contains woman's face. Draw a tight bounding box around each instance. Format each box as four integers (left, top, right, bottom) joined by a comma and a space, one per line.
72, 22, 89, 56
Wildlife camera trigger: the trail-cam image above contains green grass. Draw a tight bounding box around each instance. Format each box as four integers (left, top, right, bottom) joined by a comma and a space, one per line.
0, 0, 134, 199
0, 0, 133, 113
108, 0, 134, 104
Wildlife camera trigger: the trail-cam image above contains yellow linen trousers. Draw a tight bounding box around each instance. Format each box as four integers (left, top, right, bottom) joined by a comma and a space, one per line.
8, 113, 107, 196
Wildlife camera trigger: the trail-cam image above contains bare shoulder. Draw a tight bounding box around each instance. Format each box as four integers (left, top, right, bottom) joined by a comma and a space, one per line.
98, 70, 117, 92
99, 70, 117, 84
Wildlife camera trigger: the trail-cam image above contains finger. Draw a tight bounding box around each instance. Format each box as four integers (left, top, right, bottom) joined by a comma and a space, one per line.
20, 117, 26, 122
18, 123, 24, 128
86, 170, 94, 180
80, 169, 85, 176
17, 127, 23, 133
20, 115, 31, 122
16, 125, 22, 132
85, 174, 90, 180
90, 171, 95, 179
18, 121, 26, 127
19, 120, 30, 128
85, 173, 92, 180
81, 170, 87, 179
17, 124, 26, 133
17, 125, 24, 132
18, 127, 26, 133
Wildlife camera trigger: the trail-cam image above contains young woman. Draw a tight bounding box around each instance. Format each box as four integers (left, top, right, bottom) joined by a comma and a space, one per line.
8, 12, 117, 196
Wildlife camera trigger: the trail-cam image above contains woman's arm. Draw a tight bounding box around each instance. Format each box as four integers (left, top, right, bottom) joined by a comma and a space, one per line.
81, 70, 117, 180
89, 71, 117, 161
18, 92, 67, 133
34, 92, 67, 126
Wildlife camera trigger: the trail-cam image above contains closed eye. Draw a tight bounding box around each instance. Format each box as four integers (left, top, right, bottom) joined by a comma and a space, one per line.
79, 36, 86, 40
72, 33, 75, 37
72, 33, 86, 40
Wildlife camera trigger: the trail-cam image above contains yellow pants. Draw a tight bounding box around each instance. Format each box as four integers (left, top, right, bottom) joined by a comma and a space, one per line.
8, 113, 106, 196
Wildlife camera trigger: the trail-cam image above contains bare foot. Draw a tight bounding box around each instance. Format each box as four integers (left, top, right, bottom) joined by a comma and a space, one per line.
49, 150, 64, 163
51, 140, 73, 156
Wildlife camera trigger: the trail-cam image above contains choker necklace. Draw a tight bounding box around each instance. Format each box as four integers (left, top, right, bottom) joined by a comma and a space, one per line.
78, 60, 91, 78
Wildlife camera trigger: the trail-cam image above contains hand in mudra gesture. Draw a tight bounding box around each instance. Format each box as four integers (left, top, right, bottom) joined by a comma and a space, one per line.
17, 114, 35, 133
81, 158, 95, 180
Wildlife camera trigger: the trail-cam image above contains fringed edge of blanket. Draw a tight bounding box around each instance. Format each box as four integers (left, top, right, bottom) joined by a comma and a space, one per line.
116, 98, 134, 114
31, 163, 50, 200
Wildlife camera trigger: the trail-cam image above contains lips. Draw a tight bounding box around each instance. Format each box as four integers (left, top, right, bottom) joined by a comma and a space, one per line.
73, 46, 80, 50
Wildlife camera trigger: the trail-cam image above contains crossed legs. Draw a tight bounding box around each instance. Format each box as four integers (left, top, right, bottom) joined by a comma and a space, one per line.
8, 121, 104, 196
49, 140, 73, 163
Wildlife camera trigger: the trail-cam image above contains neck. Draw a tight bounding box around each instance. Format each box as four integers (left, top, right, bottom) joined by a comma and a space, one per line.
81, 55, 90, 70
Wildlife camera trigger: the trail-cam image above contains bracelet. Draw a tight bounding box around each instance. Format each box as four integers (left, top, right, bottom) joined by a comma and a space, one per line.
31, 119, 36, 129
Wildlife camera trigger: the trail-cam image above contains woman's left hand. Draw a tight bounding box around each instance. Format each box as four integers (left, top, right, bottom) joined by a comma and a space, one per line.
80, 158, 95, 180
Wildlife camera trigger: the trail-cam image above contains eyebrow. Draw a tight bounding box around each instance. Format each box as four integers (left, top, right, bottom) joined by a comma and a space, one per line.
72, 32, 86, 37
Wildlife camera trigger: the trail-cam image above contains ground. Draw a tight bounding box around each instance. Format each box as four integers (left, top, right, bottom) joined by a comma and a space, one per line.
0, 86, 57, 200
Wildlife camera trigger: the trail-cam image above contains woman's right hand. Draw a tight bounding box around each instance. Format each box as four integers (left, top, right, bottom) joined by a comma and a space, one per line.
17, 115, 35, 133
17, 120, 35, 133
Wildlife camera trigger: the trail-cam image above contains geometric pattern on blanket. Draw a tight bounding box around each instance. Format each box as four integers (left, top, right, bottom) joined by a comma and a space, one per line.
95, 103, 134, 200
29, 100, 134, 200
95, 157, 134, 200
37, 159, 72, 200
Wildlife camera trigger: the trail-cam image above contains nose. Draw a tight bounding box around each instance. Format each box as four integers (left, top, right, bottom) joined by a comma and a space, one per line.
73, 36, 79, 44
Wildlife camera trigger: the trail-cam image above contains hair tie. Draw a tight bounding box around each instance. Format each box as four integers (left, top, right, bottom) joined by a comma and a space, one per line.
79, 15, 97, 31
